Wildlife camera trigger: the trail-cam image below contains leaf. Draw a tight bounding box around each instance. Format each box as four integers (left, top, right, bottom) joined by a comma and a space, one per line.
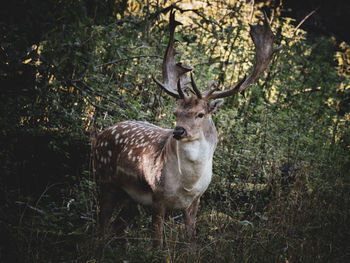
240, 220, 253, 227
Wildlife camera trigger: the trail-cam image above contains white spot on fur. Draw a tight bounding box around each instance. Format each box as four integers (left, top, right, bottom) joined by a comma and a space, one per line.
108, 150, 112, 157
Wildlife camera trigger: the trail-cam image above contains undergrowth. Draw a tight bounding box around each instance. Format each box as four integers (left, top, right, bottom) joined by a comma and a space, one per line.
2, 156, 349, 262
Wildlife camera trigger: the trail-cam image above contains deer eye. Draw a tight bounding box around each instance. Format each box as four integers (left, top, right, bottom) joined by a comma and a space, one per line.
197, 113, 205, 118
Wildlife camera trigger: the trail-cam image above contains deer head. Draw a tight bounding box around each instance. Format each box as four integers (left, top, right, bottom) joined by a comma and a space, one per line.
153, 10, 280, 142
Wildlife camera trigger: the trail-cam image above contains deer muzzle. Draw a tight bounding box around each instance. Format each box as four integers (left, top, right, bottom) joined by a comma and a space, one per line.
173, 126, 187, 140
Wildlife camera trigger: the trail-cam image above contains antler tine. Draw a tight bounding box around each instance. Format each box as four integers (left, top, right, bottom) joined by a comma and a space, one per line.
177, 78, 185, 99
205, 76, 247, 100
203, 81, 218, 98
190, 73, 202, 99
206, 81, 216, 92
153, 75, 180, 99
207, 11, 281, 100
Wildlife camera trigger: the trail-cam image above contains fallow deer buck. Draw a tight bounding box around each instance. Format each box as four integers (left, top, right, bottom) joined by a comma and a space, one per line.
93, 10, 281, 247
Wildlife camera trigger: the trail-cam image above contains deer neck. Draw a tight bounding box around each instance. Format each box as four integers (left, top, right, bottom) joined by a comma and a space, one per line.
164, 117, 217, 190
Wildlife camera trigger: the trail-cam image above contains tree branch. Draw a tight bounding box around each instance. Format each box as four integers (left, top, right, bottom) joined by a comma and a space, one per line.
95, 55, 162, 68
293, 8, 319, 35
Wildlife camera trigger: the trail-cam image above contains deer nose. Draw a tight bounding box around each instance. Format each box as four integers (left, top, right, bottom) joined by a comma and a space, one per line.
173, 126, 187, 140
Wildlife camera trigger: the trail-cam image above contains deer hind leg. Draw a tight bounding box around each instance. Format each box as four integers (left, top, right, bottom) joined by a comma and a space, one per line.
95, 180, 116, 261
152, 199, 166, 248
97, 182, 117, 235
96, 182, 137, 261
98, 184, 138, 234
184, 196, 201, 242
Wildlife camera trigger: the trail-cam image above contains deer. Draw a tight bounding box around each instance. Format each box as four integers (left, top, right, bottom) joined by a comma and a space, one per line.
93, 10, 281, 248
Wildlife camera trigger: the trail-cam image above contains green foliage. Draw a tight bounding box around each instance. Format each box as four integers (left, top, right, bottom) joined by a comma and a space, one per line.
1, 0, 349, 262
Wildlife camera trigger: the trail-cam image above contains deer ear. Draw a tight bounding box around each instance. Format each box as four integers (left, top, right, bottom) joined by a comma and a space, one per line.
209, 99, 224, 113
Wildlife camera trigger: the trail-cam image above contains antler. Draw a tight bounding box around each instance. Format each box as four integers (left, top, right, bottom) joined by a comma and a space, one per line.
190, 73, 202, 99
153, 10, 192, 99
205, 12, 282, 100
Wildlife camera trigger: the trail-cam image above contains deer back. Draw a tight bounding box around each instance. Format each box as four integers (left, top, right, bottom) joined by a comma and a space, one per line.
93, 120, 172, 204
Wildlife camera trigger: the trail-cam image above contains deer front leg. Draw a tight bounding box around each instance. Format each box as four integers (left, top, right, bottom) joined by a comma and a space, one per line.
184, 196, 200, 242
152, 200, 165, 248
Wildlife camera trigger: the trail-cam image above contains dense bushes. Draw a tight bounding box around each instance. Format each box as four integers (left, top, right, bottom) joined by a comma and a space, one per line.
1, 0, 349, 262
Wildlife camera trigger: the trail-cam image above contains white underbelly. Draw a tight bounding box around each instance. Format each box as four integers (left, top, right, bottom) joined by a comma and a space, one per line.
123, 185, 153, 206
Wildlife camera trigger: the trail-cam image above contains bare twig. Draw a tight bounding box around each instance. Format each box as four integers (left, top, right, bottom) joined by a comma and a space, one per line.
35, 183, 63, 208
70, 80, 125, 110
69, 82, 123, 116
292, 87, 321, 97
15, 201, 46, 215
293, 8, 319, 35
249, 0, 255, 23
95, 55, 162, 68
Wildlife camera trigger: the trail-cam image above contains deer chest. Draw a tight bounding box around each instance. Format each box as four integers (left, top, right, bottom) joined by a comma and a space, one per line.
161, 139, 214, 209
